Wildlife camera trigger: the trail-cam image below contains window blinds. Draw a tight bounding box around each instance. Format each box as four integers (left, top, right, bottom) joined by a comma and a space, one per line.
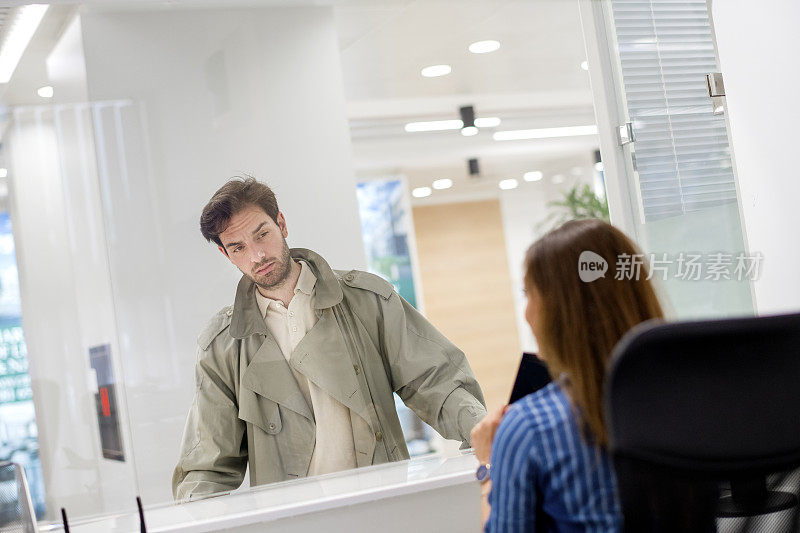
610, 0, 737, 221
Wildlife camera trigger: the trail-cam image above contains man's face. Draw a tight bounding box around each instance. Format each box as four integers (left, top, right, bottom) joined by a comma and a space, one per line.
217, 204, 293, 291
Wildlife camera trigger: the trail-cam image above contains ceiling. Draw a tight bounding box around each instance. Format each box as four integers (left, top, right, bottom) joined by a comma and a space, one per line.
333, 0, 598, 200
336, 0, 591, 104
0, 0, 599, 203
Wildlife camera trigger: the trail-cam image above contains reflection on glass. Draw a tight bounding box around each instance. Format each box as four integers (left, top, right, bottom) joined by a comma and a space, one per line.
356, 179, 437, 457
171, 179, 487, 500
0, 0, 607, 523
0, 0, 754, 527
355, 180, 419, 308
0, 213, 45, 519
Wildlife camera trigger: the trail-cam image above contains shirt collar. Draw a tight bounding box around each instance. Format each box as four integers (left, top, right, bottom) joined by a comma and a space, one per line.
294, 260, 317, 296
254, 260, 317, 318
231, 248, 341, 338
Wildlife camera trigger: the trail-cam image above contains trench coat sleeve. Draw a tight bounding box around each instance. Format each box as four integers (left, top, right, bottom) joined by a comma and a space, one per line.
171, 343, 247, 501
381, 292, 488, 446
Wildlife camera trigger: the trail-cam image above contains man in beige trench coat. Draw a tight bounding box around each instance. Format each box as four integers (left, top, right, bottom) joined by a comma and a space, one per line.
172, 177, 487, 500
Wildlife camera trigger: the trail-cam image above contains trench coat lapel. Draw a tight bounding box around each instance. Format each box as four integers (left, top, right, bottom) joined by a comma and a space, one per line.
230, 269, 314, 421
231, 249, 377, 469
240, 335, 314, 422
289, 308, 372, 428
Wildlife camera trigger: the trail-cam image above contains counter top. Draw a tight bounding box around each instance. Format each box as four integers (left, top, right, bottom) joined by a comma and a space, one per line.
44, 450, 479, 532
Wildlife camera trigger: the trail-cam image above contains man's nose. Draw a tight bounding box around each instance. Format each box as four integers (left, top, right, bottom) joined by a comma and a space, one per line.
250, 249, 266, 263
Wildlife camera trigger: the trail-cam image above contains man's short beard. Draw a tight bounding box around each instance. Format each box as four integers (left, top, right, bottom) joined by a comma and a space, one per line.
250, 240, 293, 290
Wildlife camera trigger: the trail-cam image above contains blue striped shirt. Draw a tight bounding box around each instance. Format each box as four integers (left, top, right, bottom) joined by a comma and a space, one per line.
485, 382, 621, 533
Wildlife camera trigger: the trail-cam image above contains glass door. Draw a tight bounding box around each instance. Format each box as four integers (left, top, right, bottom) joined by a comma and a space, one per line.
580, 0, 755, 319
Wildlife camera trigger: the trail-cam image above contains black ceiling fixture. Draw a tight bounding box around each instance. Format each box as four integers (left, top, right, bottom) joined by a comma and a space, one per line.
460, 105, 478, 137
468, 158, 480, 177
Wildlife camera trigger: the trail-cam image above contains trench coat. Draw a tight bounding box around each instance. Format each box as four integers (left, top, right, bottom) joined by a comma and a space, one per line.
172, 248, 487, 500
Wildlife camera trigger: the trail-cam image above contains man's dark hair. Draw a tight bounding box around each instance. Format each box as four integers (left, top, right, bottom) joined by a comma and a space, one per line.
200, 177, 280, 248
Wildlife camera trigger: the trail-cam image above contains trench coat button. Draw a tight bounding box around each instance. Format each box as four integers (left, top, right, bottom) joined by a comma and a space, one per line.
268, 422, 276, 431
354, 364, 360, 375
375, 431, 383, 442
345, 273, 355, 282
226, 309, 233, 317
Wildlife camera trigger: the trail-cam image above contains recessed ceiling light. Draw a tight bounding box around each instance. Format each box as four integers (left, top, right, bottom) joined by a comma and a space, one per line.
432, 179, 453, 190
0, 168, 7, 178
581, 61, 589, 71
37, 85, 53, 98
0, 4, 49, 84
493, 125, 598, 141
523, 171, 543, 182
405, 119, 463, 133
461, 126, 479, 137
421, 64, 451, 78
412, 186, 432, 198
499, 179, 519, 190
594, 162, 604, 172
469, 40, 501, 54
474, 117, 501, 128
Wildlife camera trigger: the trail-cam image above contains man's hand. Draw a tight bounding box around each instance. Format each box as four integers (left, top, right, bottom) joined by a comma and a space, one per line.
470, 404, 509, 465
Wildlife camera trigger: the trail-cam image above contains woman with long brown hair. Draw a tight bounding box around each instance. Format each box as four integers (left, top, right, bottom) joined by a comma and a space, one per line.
471, 219, 665, 532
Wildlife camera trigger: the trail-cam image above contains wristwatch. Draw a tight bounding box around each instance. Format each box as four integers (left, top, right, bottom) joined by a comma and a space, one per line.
476, 463, 491, 484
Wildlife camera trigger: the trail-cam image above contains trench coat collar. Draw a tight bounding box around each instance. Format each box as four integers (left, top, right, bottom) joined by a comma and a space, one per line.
239, 306, 372, 425
229, 248, 344, 339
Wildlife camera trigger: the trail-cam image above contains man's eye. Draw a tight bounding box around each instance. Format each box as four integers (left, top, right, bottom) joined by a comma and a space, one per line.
233, 246, 243, 253
260, 232, 268, 238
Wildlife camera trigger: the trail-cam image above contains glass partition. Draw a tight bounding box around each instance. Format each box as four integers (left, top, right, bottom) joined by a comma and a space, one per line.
0, 0, 754, 527
592, 0, 755, 319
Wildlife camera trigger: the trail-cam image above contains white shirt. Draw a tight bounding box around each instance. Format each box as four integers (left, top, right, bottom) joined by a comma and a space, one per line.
255, 260, 357, 476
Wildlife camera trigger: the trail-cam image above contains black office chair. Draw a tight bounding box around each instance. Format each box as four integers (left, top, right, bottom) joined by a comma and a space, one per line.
605, 313, 800, 533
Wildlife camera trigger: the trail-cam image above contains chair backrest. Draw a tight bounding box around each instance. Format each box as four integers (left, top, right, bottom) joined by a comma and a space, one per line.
0, 461, 38, 533
605, 313, 800, 532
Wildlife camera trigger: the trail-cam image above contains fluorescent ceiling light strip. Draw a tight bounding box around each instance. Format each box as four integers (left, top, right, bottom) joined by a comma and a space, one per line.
405, 117, 500, 133
493, 125, 599, 141
475, 117, 501, 128
405, 120, 463, 133
0, 4, 49, 84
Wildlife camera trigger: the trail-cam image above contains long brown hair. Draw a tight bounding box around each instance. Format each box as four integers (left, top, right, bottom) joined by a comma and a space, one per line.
525, 219, 664, 447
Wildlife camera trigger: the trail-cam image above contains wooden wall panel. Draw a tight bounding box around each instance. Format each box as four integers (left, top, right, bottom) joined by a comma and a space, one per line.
412, 200, 521, 412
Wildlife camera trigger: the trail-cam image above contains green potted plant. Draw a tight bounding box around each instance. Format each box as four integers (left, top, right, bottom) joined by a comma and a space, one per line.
540, 183, 610, 231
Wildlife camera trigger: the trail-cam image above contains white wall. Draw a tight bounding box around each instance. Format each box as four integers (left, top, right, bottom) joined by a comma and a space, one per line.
711, 0, 800, 314
408, 158, 598, 354
7, 4, 365, 520
498, 158, 596, 353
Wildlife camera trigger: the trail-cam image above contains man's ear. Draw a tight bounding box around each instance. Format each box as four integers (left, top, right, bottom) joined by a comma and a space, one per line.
276, 212, 289, 239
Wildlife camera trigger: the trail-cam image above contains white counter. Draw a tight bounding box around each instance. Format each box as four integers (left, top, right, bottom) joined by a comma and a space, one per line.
42, 451, 481, 533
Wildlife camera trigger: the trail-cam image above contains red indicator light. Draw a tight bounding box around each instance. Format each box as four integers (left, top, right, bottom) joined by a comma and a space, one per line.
100, 387, 111, 417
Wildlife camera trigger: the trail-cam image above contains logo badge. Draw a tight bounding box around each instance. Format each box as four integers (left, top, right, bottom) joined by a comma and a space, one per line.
578, 251, 608, 282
